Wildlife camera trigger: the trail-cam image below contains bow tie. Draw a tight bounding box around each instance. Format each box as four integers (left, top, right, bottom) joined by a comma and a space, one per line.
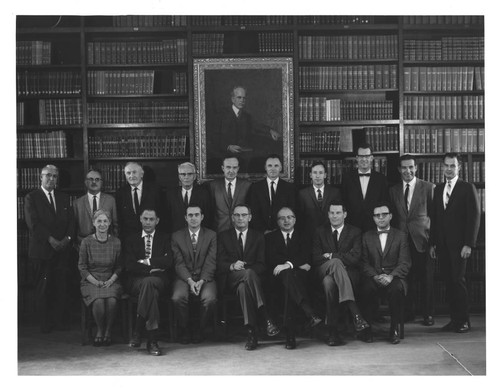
358, 173, 371, 177
377, 229, 389, 235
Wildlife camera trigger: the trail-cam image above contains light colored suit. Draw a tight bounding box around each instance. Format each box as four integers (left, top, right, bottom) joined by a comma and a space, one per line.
73, 192, 118, 243
209, 178, 251, 233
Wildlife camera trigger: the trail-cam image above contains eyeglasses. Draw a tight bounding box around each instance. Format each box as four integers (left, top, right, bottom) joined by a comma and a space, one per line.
42, 173, 58, 179
357, 155, 373, 159
86, 177, 101, 182
373, 212, 390, 218
233, 213, 249, 218
179, 173, 195, 177
277, 215, 296, 221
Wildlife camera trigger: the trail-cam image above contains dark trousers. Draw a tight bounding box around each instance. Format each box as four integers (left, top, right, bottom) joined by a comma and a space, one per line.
33, 250, 71, 331
226, 268, 266, 327
407, 240, 435, 318
171, 278, 217, 329
438, 243, 469, 323
360, 277, 405, 328
127, 275, 168, 331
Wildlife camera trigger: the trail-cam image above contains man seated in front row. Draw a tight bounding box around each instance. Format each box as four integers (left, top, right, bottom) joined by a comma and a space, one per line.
359, 202, 411, 345
171, 205, 217, 344
124, 209, 173, 356
216, 204, 280, 350
265, 207, 322, 350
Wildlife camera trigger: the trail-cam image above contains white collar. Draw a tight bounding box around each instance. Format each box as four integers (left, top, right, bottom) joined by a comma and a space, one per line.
141, 230, 156, 238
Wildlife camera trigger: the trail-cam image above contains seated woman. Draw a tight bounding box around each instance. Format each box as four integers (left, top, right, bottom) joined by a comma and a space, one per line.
78, 209, 122, 346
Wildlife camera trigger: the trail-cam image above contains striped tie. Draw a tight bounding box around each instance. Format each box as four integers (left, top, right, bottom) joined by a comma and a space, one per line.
145, 234, 152, 259
444, 181, 452, 209
191, 233, 197, 252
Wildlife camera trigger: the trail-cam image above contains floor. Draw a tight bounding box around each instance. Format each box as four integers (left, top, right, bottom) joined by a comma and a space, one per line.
17, 314, 486, 376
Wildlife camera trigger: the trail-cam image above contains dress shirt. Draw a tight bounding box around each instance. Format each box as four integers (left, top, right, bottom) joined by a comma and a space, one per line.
377, 227, 390, 251
87, 192, 100, 211
330, 224, 344, 238
402, 177, 416, 209
280, 229, 294, 269
232, 105, 241, 117
267, 177, 279, 203
358, 170, 371, 198
131, 181, 143, 205
189, 228, 200, 244
314, 185, 325, 201
41, 186, 56, 212
235, 228, 248, 250
141, 229, 156, 265
225, 178, 236, 198
182, 187, 192, 205
442, 175, 459, 208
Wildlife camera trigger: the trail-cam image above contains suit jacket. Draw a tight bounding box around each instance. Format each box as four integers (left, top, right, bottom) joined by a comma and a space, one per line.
298, 184, 342, 233
265, 229, 310, 270
165, 184, 211, 233
430, 179, 480, 255
73, 192, 118, 242
115, 181, 163, 239
341, 170, 389, 232
171, 227, 217, 282
123, 230, 173, 279
248, 178, 296, 232
24, 188, 74, 260
209, 178, 251, 233
361, 228, 411, 286
389, 179, 434, 253
216, 228, 266, 291
312, 223, 362, 269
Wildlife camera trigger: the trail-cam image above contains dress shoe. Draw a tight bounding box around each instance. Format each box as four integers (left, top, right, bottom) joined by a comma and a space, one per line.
353, 314, 370, 332
327, 328, 345, 346
245, 329, 258, 351
102, 336, 112, 347
308, 315, 322, 328
285, 334, 296, 350
266, 319, 280, 337
441, 321, 457, 332
93, 337, 103, 347
128, 332, 141, 348
423, 316, 435, 326
359, 328, 373, 343
456, 321, 470, 333
147, 341, 162, 356
389, 326, 400, 344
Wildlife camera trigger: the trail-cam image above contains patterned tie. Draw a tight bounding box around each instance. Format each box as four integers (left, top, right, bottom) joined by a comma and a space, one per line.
317, 188, 323, 202
183, 190, 189, 208
444, 180, 452, 209
191, 233, 197, 252
270, 181, 276, 205
332, 229, 339, 252
404, 183, 410, 211
48, 192, 56, 213
133, 187, 140, 214
92, 195, 97, 214
145, 234, 152, 259
227, 182, 233, 207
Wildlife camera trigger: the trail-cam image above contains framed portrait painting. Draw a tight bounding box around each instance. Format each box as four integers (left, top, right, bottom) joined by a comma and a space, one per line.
193, 57, 294, 180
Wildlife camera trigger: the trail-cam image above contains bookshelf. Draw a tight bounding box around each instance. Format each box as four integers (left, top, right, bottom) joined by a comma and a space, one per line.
16, 15, 485, 315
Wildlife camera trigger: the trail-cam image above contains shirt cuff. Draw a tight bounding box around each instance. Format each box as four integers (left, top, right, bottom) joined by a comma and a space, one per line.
286, 261, 293, 269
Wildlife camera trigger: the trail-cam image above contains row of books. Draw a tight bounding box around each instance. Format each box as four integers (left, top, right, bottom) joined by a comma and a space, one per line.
403, 127, 485, 154
192, 34, 224, 55
298, 131, 342, 153
299, 35, 398, 60
299, 64, 398, 90
17, 168, 62, 190
416, 161, 484, 184
17, 71, 82, 96
364, 127, 399, 152
39, 99, 83, 125
16, 41, 51, 65
17, 102, 25, 126
296, 16, 378, 25
402, 16, 483, 25
257, 33, 293, 53
403, 66, 484, 92
87, 70, 187, 95
87, 101, 189, 124
403, 95, 484, 120
477, 188, 485, 214
88, 135, 187, 158
403, 37, 484, 61
17, 130, 68, 159
297, 157, 388, 185
111, 15, 187, 27
462, 160, 485, 183
299, 97, 394, 122
87, 39, 187, 65
190, 16, 293, 26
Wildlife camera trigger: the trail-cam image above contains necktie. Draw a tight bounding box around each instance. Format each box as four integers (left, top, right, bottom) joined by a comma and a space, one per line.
191, 233, 197, 252
92, 195, 97, 214
286, 233, 291, 247
227, 182, 233, 207
133, 187, 140, 214
333, 229, 339, 252
270, 181, 276, 205
48, 192, 56, 213
238, 232, 244, 254
358, 173, 371, 177
183, 190, 189, 208
317, 188, 323, 202
377, 229, 389, 235
444, 180, 452, 209
404, 183, 410, 211
145, 234, 152, 259
236, 109, 241, 118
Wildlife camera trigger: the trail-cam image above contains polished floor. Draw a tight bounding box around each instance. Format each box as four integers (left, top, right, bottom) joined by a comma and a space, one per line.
18, 313, 486, 376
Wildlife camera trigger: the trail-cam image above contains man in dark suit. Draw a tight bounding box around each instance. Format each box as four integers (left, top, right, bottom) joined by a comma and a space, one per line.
341, 143, 389, 232
115, 162, 163, 240
124, 209, 173, 356
298, 161, 341, 236
73, 169, 118, 244
216, 204, 280, 350
248, 154, 296, 234
430, 153, 480, 334
209, 156, 251, 233
312, 201, 369, 346
165, 162, 211, 233
24, 164, 75, 333
359, 202, 411, 344
171, 205, 217, 344
265, 207, 322, 349
389, 154, 435, 326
